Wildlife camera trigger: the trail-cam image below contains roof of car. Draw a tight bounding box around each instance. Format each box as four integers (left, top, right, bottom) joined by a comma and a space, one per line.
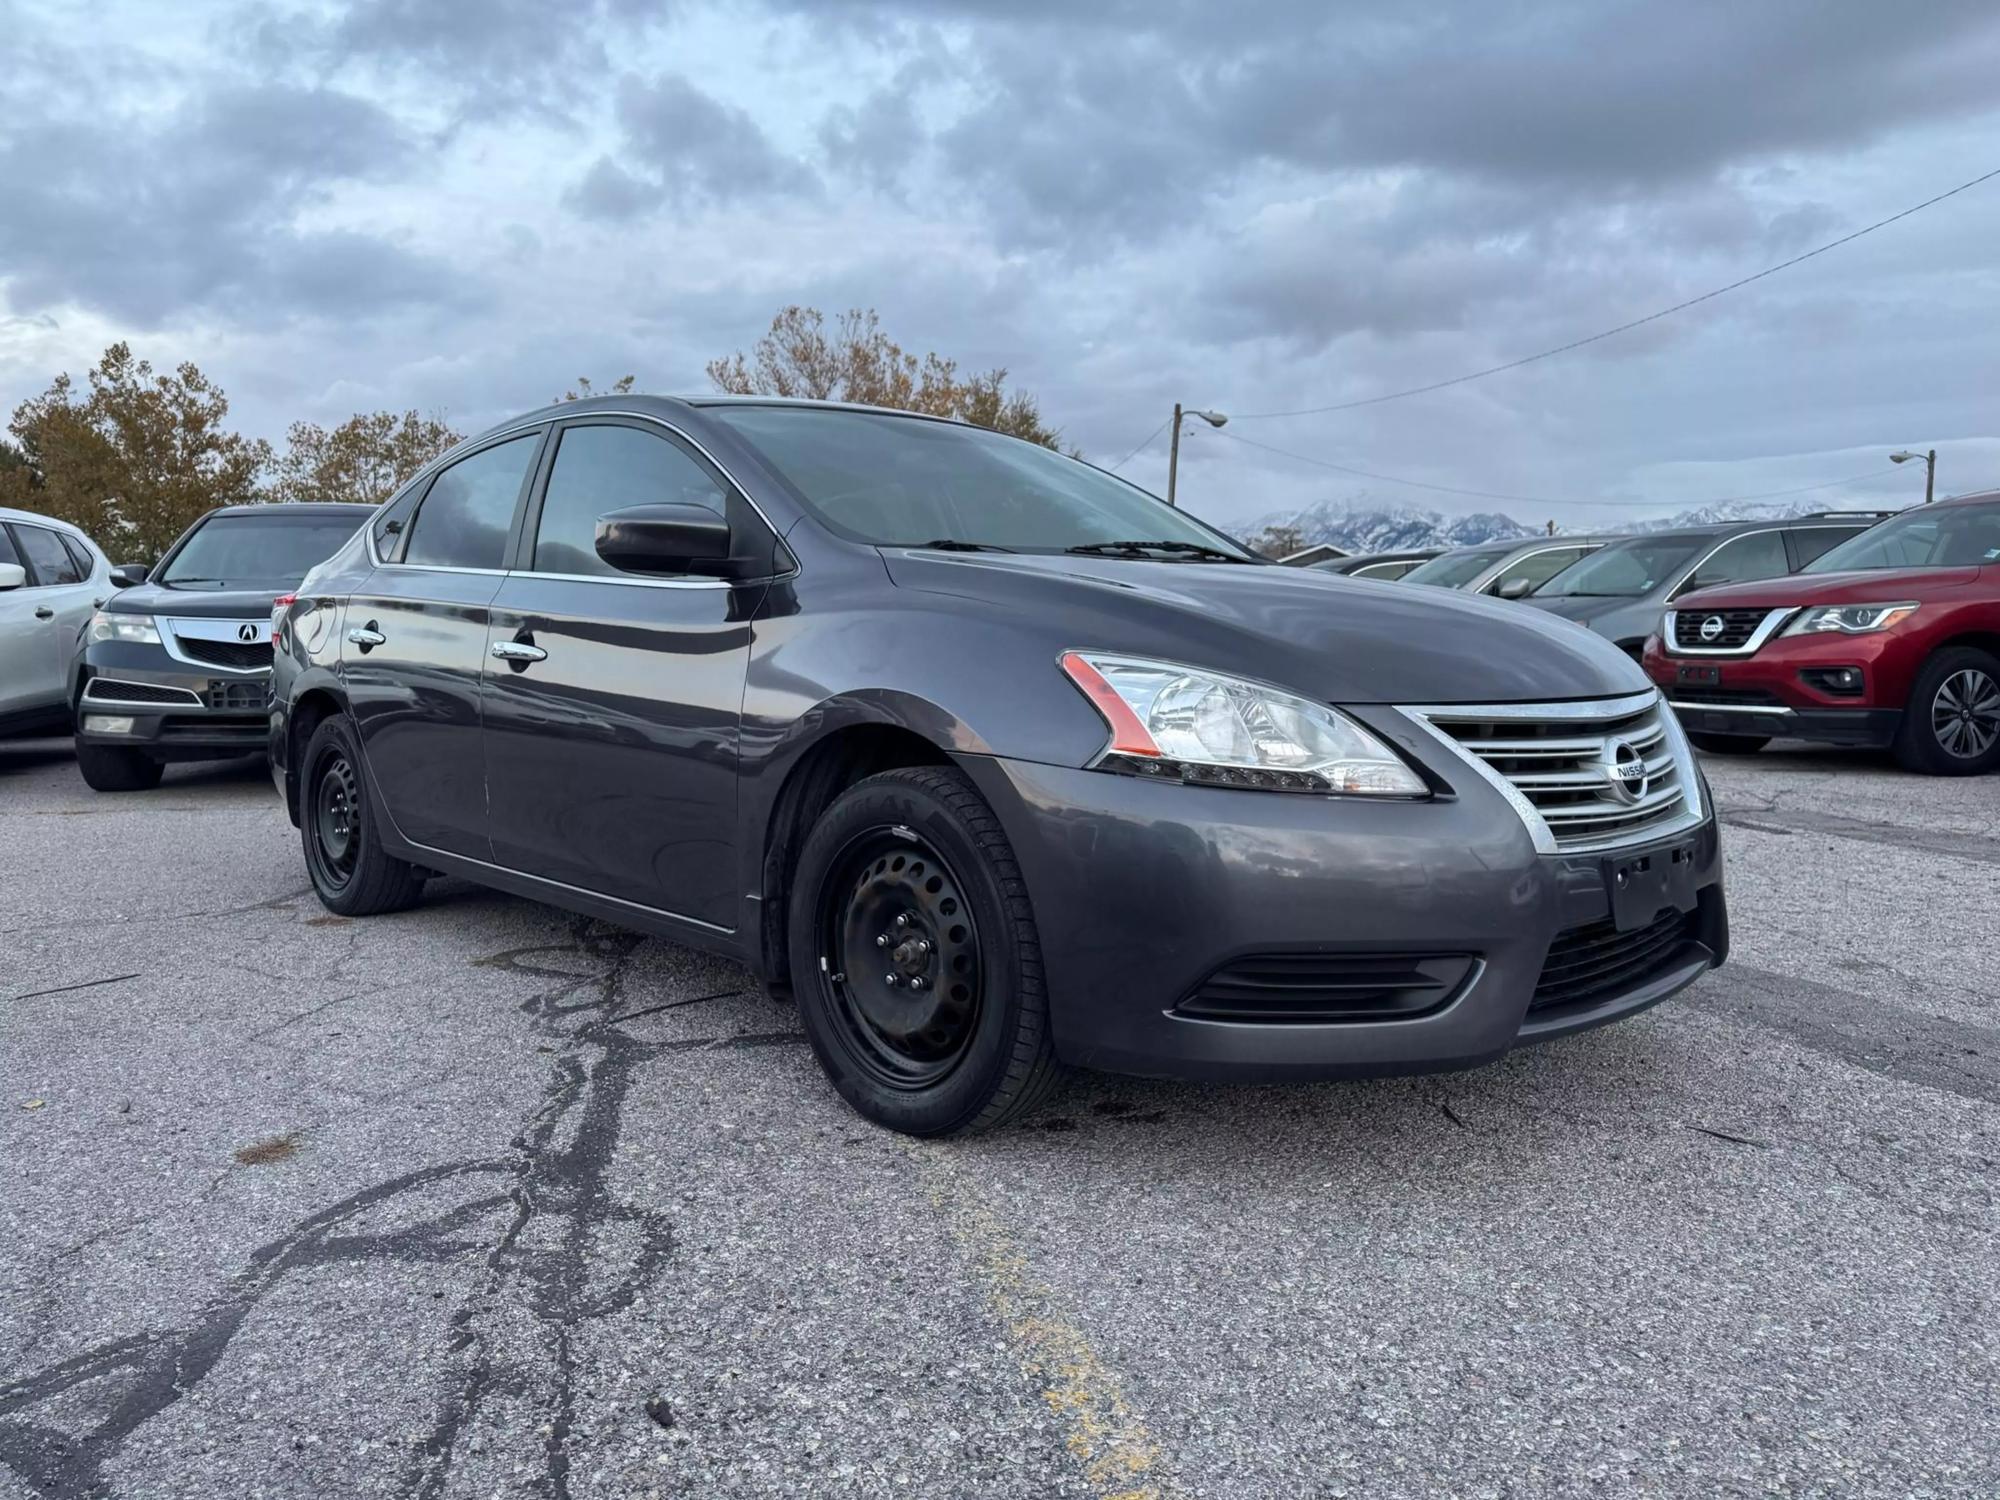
0, 504, 95, 533
205, 502, 378, 518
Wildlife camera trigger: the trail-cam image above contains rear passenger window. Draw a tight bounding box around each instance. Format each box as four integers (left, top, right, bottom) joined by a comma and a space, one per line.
1789, 527, 1859, 567
13, 524, 84, 584
403, 435, 539, 570
533, 424, 731, 577
60, 533, 95, 578
1685, 531, 1788, 591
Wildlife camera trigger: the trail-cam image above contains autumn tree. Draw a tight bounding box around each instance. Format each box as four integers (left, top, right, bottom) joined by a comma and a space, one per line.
1246, 524, 1306, 559
707, 307, 1067, 450
271, 410, 464, 506
1, 344, 270, 562
557, 375, 636, 402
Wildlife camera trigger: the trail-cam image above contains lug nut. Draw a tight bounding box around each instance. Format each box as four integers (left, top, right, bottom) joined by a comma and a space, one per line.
876, 934, 890, 948
910, 976, 927, 991
884, 974, 900, 987
895, 913, 910, 928
916, 939, 932, 955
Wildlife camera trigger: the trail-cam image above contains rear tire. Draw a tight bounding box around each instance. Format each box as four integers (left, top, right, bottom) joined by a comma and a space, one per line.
788, 766, 1062, 1136
1894, 647, 2000, 776
75, 742, 165, 792
1687, 732, 1770, 756
300, 715, 426, 915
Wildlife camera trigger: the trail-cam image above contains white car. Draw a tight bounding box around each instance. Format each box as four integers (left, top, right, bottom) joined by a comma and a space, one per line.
1, 505, 113, 739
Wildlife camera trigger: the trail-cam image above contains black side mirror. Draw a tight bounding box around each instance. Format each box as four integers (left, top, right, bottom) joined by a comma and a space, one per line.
595, 504, 736, 576
1495, 576, 1534, 600
109, 563, 149, 588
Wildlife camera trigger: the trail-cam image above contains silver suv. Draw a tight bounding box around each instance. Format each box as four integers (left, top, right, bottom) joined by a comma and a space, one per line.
1, 506, 110, 739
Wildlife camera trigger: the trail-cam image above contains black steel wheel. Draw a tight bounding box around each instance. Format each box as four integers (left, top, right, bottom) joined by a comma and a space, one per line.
819, 827, 984, 1092
1895, 647, 2000, 776
300, 714, 427, 915
788, 765, 1062, 1136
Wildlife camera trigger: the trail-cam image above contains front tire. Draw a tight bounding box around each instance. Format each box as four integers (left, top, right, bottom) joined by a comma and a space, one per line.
300, 715, 426, 915
788, 766, 1062, 1136
1894, 647, 2000, 775
1687, 732, 1770, 756
75, 742, 165, 792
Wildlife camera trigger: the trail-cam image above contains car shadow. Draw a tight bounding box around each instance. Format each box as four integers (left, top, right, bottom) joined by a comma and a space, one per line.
0, 735, 78, 774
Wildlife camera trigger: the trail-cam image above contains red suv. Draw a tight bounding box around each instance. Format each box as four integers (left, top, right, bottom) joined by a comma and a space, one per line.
1643, 492, 2000, 774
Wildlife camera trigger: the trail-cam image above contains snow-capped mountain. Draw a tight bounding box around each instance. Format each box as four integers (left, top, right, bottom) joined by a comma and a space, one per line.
1247, 496, 1893, 554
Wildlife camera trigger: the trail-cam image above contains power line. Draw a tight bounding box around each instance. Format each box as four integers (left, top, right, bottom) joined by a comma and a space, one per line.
1231, 163, 2000, 421
1106, 414, 1172, 472
1211, 426, 1905, 509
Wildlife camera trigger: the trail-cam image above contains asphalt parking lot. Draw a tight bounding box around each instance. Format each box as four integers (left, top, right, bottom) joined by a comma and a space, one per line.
2, 738, 1996, 1500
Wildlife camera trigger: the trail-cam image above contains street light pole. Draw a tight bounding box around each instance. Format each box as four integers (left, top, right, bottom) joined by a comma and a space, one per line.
1166, 404, 1227, 508
1890, 447, 1938, 504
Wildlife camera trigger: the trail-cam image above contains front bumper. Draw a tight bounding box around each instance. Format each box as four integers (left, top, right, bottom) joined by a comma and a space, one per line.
75, 644, 271, 762
959, 755, 1726, 1082
1643, 632, 1907, 748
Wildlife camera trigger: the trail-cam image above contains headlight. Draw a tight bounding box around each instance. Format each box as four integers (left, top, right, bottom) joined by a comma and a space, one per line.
1059, 651, 1428, 796
88, 611, 160, 645
1782, 602, 1919, 636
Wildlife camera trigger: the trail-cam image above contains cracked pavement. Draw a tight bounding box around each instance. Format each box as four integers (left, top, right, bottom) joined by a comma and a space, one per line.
1, 736, 1995, 1498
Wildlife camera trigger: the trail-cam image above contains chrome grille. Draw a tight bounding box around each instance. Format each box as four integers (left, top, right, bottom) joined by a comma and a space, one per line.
1403, 691, 1703, 854
1671, 608, 1770, 650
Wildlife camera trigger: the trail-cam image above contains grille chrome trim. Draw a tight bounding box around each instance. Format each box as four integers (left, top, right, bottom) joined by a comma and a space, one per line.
1400, 690, 1705, 855
160, 617, 274, 676
1662, 606, 1799, 656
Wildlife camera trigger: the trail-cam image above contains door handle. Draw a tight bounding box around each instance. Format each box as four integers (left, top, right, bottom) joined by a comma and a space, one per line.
490, 640, 547, 663
34, 606, 54, 620
346, 624, 386, 651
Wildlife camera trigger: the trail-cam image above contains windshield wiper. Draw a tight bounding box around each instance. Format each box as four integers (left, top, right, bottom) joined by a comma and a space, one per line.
1064, 540, 1252, 562
911, 538, 1015, 553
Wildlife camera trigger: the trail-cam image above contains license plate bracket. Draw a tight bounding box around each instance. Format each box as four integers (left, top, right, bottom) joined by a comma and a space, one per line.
1604, 840, 1699, 932
1676, 664, 1721, 687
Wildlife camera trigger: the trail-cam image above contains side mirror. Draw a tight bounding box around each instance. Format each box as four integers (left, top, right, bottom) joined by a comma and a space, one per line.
109, 563, 149, 588
1495, 577, 1535, 600
0, 562, 24, 591
595, 503, 735, 576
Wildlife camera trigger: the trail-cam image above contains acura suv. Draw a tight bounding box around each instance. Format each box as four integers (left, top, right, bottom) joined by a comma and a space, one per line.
271, 396, 1728, 1135
1646, 492, 2000, 773
74, 502, 374, 790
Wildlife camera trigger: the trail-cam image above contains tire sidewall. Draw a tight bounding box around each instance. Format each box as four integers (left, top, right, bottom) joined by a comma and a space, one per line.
301, 715, 373, 909
1899, 647, 2000, 776
788, 774, 1029, 1135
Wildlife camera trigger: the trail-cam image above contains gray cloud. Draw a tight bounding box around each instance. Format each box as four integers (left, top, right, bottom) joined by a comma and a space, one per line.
566, 74, 819, 218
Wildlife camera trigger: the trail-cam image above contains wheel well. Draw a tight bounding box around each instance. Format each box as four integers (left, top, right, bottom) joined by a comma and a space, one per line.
286, 689, 344, 824
757, 723, 951, 993
1930, 631, 2000, 666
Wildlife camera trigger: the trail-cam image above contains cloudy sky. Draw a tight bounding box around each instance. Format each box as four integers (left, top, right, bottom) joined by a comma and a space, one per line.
4, 0, 1999, 532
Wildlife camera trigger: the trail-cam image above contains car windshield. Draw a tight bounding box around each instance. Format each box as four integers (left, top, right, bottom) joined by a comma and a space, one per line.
1400, 546, 1510, 588
703, 405, 1258, 559
1538, 534, 1711, 597
1803, 503, 2000, 572
157, 512, 365, 589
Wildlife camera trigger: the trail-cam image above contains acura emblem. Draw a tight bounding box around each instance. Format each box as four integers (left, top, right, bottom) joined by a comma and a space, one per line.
237, 621, 260, 643
1601, 737, 1649, 805
1698, 615, 1725, 642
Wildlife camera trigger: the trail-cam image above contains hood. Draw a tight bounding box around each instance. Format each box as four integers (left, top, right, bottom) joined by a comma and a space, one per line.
1523, 593, 1608, 624
102, 582, 292, 620
1674, 566, 1983, 611
880, 549, 1647, 705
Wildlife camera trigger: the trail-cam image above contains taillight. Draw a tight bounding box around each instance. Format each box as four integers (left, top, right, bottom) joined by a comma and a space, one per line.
270, 594, 296, 645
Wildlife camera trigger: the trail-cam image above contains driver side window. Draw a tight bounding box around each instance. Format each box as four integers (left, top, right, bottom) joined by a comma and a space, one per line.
531, 423, 730, 578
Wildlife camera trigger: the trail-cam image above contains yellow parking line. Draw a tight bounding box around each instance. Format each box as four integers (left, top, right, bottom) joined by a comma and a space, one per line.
913, 1145, 1178, 1500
